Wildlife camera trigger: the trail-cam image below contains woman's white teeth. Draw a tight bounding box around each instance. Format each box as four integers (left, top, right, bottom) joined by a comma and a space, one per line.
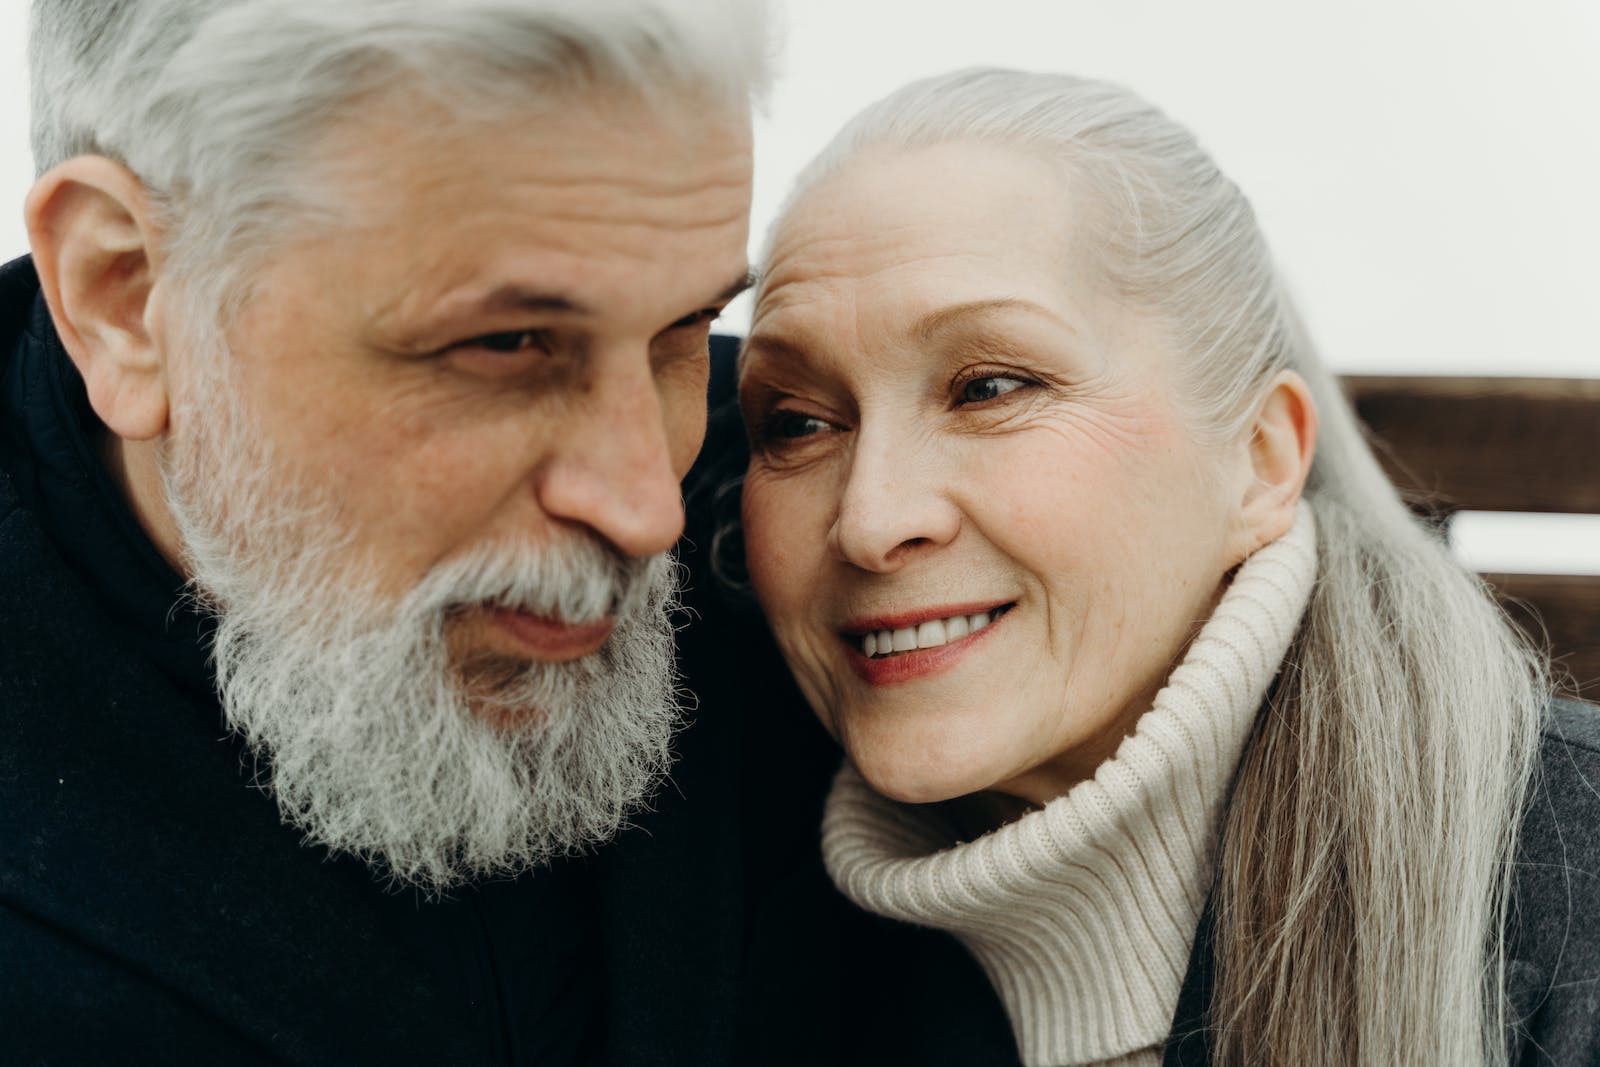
860, 608, 1004, 657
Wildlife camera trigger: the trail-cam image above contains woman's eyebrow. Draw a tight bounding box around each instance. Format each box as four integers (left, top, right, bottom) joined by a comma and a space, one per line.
740, 332, 811, 369
912, 298, 1074, 343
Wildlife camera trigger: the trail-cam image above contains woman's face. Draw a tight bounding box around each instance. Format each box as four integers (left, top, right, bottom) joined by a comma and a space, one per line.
740, 141, 1260, 806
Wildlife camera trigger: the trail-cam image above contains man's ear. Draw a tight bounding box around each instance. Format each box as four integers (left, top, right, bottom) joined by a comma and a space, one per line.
25, 156, 169, 441
1231, 370, 1317, 557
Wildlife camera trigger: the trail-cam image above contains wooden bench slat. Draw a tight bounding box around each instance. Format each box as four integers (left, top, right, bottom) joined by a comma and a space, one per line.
1482, 572, 1600, 695
1338, 376, 1599, 690
1342, 376, 1600, 514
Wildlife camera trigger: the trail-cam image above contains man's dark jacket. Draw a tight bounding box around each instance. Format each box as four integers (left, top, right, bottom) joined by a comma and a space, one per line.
0, 255, 838, 1065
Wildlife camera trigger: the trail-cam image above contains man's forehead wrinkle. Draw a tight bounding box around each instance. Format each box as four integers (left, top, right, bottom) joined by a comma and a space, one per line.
359, 188, 748, 314
316, 104, 753, 242
495, 199, 751, 235
319, 83, 751, 179
291, 94, 754, 347
489, 164, 752, 197
358, 173, 751, 267
395, 149, 750, 205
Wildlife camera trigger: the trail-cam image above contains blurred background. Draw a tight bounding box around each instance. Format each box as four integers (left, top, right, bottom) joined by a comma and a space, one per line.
1, 0, 1596, 574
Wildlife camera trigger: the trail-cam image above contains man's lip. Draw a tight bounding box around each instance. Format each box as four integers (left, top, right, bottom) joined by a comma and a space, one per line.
485, 608, 613, 662
839, 600, 1015, 636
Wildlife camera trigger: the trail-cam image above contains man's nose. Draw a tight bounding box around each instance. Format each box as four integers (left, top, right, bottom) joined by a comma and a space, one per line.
826, 429, 961, 572
532, 361, 689, 560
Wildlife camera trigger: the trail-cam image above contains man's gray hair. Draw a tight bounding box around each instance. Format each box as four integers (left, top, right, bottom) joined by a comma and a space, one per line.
30, 0, 773, 306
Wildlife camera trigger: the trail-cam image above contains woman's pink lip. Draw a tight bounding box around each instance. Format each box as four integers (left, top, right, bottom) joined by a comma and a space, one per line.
843, 607, 1009, 686
839, 600, 1014, 636
486, 608, 613, 662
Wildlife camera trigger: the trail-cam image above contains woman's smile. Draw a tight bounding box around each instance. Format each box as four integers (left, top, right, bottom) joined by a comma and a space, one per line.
840, 601, 1015, 685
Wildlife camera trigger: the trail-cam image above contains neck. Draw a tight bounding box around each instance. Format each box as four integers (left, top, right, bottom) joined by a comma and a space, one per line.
104, 431, 188, 579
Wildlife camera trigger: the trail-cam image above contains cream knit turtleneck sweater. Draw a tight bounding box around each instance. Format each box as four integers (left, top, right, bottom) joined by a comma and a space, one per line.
821, 508, 1319, 1067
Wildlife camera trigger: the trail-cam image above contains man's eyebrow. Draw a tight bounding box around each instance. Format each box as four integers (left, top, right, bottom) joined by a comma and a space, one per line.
478, 286, 589, 316
466, 269, 754, 319
913, 298, 1073, 342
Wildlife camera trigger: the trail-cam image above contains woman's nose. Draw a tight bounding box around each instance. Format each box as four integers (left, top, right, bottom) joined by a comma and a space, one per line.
826, 434, 961, 572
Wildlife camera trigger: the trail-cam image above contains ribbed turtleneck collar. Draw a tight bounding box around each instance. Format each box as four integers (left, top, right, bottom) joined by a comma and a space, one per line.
821, 507, 1319, 1067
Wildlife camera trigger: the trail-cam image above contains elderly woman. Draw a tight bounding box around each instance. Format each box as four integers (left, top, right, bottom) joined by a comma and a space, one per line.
732, 70, 1600, 1066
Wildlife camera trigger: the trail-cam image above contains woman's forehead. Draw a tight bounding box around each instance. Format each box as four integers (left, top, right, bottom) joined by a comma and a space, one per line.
775, 142, 1067, 246
756, 141, 1089, 320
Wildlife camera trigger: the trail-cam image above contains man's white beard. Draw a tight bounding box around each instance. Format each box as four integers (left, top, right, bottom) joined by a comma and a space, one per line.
158, 344, 684, 893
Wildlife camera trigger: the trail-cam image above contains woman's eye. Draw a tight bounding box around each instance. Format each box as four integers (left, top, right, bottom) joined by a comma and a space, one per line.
958, 375, 1028, 404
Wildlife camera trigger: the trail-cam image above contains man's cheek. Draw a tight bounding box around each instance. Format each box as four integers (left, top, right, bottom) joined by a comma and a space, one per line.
666, 391, 711, 476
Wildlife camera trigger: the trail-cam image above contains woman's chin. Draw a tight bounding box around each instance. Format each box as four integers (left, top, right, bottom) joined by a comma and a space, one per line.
849, 749, 998, 806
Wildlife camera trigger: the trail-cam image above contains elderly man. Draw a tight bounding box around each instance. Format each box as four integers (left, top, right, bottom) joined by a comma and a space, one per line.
0, 1, 830, 1062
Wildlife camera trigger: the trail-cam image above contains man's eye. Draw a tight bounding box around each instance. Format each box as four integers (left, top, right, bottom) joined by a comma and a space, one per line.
469, 330, 553, 355
958, 375, 1028, 404
667, 308, 718, 331
763, 410, 832, 440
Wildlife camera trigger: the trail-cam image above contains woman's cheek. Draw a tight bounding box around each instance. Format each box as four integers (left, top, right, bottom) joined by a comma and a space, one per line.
741, 478, 790, 607
743, 498, 841, 739
757, 590, 840, 735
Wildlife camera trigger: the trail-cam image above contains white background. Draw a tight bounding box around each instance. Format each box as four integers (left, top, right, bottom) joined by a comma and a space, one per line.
1, 2, 1596, 569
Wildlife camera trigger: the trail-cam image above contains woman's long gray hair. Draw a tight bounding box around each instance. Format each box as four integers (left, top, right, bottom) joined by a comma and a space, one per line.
774, 69, 1549, 1066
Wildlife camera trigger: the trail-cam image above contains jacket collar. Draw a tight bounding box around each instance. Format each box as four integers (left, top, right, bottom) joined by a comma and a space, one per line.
0, 254, 214, 701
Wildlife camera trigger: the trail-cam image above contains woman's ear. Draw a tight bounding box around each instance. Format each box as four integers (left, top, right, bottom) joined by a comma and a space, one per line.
25, 156, 169, 441
1232, 370, 1317, 557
